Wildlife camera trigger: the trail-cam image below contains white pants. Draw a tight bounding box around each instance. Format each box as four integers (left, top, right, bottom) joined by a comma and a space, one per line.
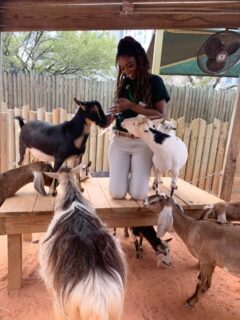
108, 135, 153, 200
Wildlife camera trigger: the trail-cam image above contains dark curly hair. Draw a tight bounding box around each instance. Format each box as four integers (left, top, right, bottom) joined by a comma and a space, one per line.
115, 36, 152, 107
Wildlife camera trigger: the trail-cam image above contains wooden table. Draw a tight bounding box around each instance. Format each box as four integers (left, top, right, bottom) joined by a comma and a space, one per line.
0, 177, 222, 290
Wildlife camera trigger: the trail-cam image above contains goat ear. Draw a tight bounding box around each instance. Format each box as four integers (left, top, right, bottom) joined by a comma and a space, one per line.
33, 172, 47, 196
74, 98, 86, 110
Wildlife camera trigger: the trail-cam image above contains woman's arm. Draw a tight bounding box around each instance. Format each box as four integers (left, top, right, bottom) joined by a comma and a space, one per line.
109, 98, 167, 119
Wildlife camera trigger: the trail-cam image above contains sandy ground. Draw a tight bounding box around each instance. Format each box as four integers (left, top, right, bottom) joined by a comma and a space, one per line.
0, 230, 240, 320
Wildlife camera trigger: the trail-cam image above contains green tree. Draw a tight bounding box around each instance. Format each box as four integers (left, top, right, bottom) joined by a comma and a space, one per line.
3, 31, 117, 77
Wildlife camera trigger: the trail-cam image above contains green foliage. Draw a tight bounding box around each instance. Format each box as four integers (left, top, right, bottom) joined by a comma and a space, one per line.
3, 31, 118, 77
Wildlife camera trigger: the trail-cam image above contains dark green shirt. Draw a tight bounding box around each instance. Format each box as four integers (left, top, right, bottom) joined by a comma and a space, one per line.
114, 74, 170, 132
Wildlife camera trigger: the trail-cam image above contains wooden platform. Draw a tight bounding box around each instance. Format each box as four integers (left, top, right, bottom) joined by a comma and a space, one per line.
0, 177, 222, 290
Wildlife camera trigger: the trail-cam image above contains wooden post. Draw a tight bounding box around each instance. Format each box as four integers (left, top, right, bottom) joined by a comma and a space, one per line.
151, 30, 164, 75
8, 234, 22, 289
0, 32, 3, 109
220, 84, 240, 201
0, 112, 9, 172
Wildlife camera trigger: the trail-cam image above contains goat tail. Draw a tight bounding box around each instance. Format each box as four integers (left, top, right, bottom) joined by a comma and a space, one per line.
54, 271, 125, 320
14, 116, 25, 128
157, 205, 174, 238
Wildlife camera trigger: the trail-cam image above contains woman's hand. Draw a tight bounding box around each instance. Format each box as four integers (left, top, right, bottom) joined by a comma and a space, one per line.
108, 98, 134, 114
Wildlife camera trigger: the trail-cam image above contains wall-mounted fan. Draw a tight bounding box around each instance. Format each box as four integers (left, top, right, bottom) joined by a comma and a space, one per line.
197, 30, 240, 75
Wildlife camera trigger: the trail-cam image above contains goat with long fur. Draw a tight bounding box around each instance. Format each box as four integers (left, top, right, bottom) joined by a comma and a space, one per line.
200, 201, 240, 223
39, 165, 126, 320
0, 161, 53, 206
148, 194, 240, 307
15, 99, 108, 194
122, 115, 188, 198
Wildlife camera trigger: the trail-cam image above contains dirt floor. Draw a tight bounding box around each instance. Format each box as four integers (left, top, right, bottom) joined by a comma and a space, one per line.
0, 230, 240, 320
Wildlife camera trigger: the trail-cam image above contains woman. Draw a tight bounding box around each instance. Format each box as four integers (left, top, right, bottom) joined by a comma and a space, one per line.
108, 36, 170, 200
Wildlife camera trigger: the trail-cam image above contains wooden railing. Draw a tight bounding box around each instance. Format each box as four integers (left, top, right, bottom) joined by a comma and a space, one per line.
0, 104, 229, 196
1, 70, 237, 123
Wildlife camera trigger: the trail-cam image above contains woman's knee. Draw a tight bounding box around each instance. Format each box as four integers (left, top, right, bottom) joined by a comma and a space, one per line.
109, 188, 127, 200
129, 187, 148, 201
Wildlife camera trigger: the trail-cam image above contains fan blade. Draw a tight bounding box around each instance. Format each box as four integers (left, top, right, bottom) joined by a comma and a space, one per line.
204, 37, 222, 58
207, 58, 225, 72
225, 42, 240, 55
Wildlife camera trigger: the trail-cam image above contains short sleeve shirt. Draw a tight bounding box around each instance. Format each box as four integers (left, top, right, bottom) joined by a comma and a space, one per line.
114, 74, 170, 132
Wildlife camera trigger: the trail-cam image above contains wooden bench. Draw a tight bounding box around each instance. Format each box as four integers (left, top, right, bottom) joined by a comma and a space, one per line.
0, 177, 222, 290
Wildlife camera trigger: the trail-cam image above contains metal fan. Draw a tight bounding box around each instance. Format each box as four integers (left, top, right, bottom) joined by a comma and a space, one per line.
197, 30, 240, 75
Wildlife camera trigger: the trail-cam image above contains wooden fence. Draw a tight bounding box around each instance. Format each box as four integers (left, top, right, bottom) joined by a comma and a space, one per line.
1, 70, 237, 123
0, 105, 229, 196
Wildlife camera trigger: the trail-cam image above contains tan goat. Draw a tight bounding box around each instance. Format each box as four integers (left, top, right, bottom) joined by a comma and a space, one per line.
0, 161, 54, 206
148, 194, 240, 307
200, 201, 240, 223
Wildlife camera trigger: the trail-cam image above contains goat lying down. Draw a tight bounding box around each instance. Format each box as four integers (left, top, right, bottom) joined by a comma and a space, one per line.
200, 201, 240, 223
148, 194, 240, 307
121, 115, 188, 198
39, 165, 126, 320
0, 161, 53, 206
15, 99, 108, 194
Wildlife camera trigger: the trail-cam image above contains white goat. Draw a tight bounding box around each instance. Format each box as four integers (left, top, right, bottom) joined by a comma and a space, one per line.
39, 165, 126, 320
200, 201, 240, 223
0, 161, 54, 206
148, 194, 240, 307
121, 115, 188, 198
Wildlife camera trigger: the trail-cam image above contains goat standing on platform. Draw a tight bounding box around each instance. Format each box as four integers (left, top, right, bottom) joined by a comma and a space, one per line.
148, 194, 240, 307
15, 99, 108, 194
39, 165, 126, 320
122, 115, 188, 198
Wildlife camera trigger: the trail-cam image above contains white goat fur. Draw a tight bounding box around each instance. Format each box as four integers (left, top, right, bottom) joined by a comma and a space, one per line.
148, 194, 240, 306
39, 165, 126, 320
121, 115, 188, 196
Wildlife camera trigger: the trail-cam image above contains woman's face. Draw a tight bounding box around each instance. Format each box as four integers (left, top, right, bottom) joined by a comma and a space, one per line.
117, 56, 138, 80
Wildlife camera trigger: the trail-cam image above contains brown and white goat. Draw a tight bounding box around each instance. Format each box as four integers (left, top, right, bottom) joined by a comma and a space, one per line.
0, 161, 53, 206
39, 165, 126, 320
200, 201, 240, 223
148, 194, 240, 307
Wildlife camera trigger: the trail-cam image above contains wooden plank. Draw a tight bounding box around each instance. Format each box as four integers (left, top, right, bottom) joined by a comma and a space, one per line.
8, 234, 22, 289
198, 123, 213, 189
204, 118, 221, 192
97, 178, 139, 210
33, 194, 55, 214
191, 118, 206, 186
185, 118, 200, 182
220, 85, 240, 201
83, 177, 110, 211
167, 177, 223, 209
180, 123, 190, 179
6, 216, 52, 234
0, 184, 37, 216
0, 217, 6, 235
212, 121, 228, 195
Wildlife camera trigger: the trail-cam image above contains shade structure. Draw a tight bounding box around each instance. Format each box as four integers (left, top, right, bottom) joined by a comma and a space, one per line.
148, 30, 240, 78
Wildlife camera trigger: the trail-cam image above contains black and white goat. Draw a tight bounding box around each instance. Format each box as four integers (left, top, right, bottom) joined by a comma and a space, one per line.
131, 226, 172, 267
122, 115, 188, 198
15, 99, 108, 193
39, 165, 126, 320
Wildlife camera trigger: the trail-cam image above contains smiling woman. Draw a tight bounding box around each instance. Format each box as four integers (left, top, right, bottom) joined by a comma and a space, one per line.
107, 36, 170, 201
